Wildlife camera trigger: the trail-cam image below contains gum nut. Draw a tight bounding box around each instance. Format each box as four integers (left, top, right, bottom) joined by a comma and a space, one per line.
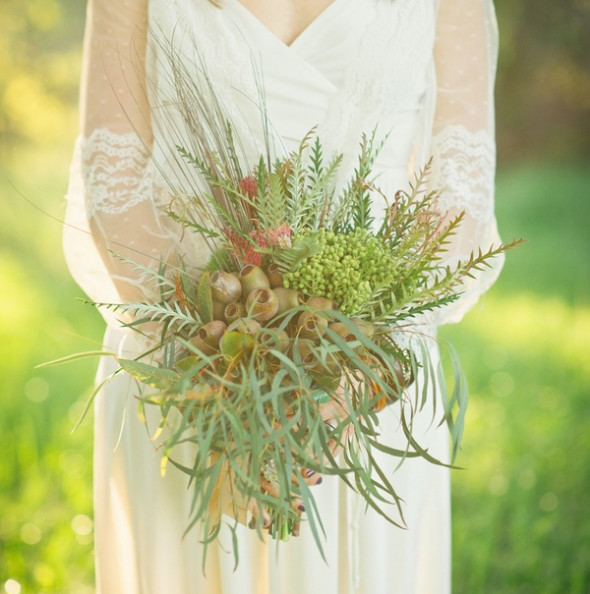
307, 296, 337, 311
212, 299, 226, 321
223, 301, 246, 323
227, 317, 262, 335
266, 262, 284, 288
239, 265, 270, 297
297, 311, 328, 340
328, 322, 357, 343
189, 334, 213, 356
312, 372, 341, 393
274, 287, 305, 315
293, 339, 316, 366
260, 328, 290, 352
246, 288, 279, 321
350, 317, 375, 338
390, 359, 413, 390
209, 270, 242, 303
189, 321, 226, 355
198, 320, 227, 346
310, 352, 342, 376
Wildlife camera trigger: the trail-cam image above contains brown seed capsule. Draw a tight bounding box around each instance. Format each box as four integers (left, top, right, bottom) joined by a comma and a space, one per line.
293, 339, 316, 366
226, 317, 262, 335
328, 322, 357, 343
273, 287, 305, 315
259, 328, 290, 352
245, 288, 279, 321
293, 339, 339, 375
190, 320, 227, 355
350, 317, 376, 339
209, 270, 242, 304
223, 301, 246, 323
266, 262, 284, 288
297, 311, 328, 340
211, 299, 226, 321
369, 356, 414, 411
307, 296, 337, 311
239, 265, 270, 297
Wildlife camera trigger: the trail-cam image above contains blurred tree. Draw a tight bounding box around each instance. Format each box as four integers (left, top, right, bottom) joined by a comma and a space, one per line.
495, 0, 590, 163
0, 0, 85, 160
0, 0, 588, 163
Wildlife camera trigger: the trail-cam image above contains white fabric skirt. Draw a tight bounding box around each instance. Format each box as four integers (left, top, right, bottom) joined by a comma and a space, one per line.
93, 325, 450, 594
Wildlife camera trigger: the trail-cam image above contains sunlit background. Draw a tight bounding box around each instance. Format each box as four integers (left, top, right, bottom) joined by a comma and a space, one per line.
1, 1, 588, 592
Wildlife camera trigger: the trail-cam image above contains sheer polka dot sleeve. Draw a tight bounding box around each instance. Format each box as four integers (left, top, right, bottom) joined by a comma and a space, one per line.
64, 0, 179, 307
429, 0, 505, 326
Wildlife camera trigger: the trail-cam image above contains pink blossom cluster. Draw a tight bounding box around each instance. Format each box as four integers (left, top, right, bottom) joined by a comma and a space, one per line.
224, 223, 292, 266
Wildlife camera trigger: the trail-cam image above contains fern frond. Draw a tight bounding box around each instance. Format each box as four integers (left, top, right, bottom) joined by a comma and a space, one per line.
108, 251, 176, 294
86, 300, 201, 333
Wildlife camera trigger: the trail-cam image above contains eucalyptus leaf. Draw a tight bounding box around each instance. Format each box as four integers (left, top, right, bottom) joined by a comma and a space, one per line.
116, 357, 180, 390
197, 270, 214, 323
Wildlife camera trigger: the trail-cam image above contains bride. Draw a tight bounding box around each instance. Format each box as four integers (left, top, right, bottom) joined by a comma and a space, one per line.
64, 0, 504, 592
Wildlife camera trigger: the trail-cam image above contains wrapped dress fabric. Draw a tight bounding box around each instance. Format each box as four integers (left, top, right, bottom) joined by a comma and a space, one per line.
63, 0, 503, 592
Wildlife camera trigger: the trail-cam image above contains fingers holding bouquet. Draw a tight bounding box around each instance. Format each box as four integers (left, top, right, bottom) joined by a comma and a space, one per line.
247, 376, 360, 539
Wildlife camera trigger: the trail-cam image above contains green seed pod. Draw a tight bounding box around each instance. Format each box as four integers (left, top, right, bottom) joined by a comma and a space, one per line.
226, 317, 262, 335
311, 372, 342, 393
273, 287, 305, 315
266, 262, 284, 288
246, 288, 279, 322
209, 270, 242, 304
190, 320, 227, 355
239, 265, 270, 297
223, 301, 246, 323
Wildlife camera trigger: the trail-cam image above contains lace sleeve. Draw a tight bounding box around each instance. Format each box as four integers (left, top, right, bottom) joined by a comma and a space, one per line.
428, 0, 504, 326
64, 0, 178, 307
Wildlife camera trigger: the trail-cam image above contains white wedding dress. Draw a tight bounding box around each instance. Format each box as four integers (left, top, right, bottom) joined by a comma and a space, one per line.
64, 0, 503, 592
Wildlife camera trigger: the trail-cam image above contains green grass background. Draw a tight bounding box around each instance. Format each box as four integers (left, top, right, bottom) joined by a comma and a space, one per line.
1, 150, 588, 593
1, 0, 589, 590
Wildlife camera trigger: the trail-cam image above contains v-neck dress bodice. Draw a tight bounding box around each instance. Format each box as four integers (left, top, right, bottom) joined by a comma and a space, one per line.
73, 0, 503, 592
147, 0, 435, 217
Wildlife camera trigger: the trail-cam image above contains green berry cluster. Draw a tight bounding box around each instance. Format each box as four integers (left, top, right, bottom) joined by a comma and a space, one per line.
283, 229, 396, 314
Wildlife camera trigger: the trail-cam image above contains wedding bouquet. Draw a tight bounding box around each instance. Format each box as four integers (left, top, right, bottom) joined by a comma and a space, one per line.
80, 119, 517, 565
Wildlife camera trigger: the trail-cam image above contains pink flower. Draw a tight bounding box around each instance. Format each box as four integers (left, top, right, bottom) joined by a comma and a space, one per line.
266, 224, 292, 248
223, 223, 292, 267
249, 229, 269, 248
239, 176, 258, 199
223, 227, 263, 266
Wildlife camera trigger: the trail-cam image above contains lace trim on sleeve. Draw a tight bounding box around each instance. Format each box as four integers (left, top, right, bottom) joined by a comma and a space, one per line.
81, 128, 159, 217
431, 124, 495, 223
